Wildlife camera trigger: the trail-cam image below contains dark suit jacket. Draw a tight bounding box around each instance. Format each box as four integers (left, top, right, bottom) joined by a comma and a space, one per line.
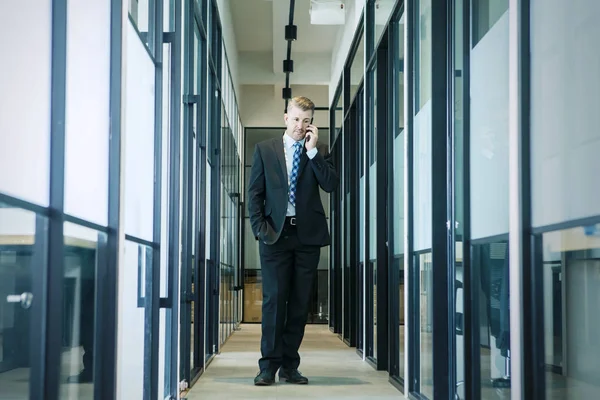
247, 136, 339, 246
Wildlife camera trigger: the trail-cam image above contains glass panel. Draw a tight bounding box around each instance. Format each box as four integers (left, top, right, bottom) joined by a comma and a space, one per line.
0, 3, 51, 206
374, 0, 395, 46
164, 0, 174, 32
161, 42, 171, 298
349, 33, 365, 103
472, 0, 509, 47
395, 13, 407, 381
158, 309, 167, 398
117, 240, 149, 399
0, 205, 45, 399
419, 252, 433, 398
474, 241, 511, 399
413, 0, 432, 253
373, 262, 377, 359
538, 225, 600, 399
454, 0, 466, 398
369, 66, 377, 360
64, 0, 110, 226
334, 90, 343, 142
124, 22, 156, 241
60, 223, 104, 398
128, 0, 152, 50
530, 1, 600, 228
470, 1, 511, 396
416, 0, 432, 111
243, 270, 262, 323
470, 0, 509, 240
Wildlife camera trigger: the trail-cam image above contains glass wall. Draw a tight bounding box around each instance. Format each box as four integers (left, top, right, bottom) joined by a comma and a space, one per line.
392, 5, 406, 386
412, 0, 433, 396
469, 0, 511, 397
530, 1, 600, 398
329, 1, 600, 399
219, 48, 242, 344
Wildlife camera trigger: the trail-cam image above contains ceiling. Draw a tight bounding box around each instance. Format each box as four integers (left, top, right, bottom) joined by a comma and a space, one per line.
229, 0, 342, 84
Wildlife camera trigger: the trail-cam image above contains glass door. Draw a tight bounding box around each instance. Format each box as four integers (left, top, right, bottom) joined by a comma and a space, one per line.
0, 206, 45, 399
180, 0, 207, 385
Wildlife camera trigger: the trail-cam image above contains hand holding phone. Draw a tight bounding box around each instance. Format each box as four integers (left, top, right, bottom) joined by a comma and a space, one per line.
305, 124, 318, 151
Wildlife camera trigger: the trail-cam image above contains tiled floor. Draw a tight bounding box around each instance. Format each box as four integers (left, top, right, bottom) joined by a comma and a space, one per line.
184, 324, 402, 400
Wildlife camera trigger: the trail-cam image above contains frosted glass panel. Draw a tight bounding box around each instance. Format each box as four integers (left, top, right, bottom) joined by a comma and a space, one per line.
64, 0, 110, 226
124, 22, 155, 240
360, 175, 366, 262
531, 1, 600, 227
413, 101, 432, 251
369, 162, 377, 258
0, 2, 51, 205
393, 131, 405, 254
117, 241, 146, 399
469, 12, 509, 239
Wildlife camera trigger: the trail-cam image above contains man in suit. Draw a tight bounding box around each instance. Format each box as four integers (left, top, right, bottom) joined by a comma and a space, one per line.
248, 96, 338, 386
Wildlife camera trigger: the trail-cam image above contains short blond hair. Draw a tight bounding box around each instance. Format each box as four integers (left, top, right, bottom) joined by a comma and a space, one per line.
287, 96, 315, 114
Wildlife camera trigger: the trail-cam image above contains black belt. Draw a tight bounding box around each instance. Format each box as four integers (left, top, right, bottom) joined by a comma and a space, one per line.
285, 216, 297, 226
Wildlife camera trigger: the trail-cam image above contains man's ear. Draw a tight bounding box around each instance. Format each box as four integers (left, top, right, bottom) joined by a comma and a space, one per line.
283, 113, 288, 123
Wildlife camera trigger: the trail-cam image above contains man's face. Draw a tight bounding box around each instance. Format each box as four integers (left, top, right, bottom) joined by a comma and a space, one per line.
284, 105, 313, 141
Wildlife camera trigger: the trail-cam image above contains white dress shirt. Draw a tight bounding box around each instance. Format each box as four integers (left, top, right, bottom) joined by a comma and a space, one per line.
283, 133, 318, 216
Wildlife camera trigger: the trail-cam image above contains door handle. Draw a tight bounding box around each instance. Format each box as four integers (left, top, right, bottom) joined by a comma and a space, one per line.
6, 292, 33, 309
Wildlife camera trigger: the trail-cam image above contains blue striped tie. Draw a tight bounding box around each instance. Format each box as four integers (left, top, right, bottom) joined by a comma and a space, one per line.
288, 142, 302, 207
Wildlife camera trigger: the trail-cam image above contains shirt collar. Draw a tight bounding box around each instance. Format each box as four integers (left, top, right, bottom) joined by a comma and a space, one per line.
283, 132, 305, 148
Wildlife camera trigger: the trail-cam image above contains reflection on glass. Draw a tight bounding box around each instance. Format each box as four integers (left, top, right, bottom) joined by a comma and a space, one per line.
374, 0, 395, 46
60, 222, 104, 399
469, 0, 511, 398
539, 226, 600, 399
395, 9, 406, 381
530, 1, 600, 227
419, 252, 433, 398
349, 33, 365, 103
0, 205, 42, 400
474, 241, 511, 399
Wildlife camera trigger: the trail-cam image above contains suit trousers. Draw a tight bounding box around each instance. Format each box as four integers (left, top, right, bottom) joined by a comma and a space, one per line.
258, 220, 320, 372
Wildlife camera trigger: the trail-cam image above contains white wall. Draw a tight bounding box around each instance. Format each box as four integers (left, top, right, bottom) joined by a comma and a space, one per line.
530, 0, 600, 227
238, 51, 331, 85
240, 84, 329, 127
0, 2, 51, 207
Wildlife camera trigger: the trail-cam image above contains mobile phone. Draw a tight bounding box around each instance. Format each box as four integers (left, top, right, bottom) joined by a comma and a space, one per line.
306, 117, 314, 141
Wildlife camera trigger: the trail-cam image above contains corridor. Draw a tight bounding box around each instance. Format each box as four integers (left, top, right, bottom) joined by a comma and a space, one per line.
184, 324, 400, 399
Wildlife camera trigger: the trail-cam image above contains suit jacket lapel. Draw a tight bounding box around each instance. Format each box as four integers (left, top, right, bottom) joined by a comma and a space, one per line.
273, 138, 288, 185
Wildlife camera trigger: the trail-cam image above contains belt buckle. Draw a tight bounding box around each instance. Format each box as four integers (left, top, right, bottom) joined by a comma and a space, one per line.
289, 217, 296, 226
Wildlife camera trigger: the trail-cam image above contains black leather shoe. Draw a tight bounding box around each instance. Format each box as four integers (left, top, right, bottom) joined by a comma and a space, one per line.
67, 370, 93, 383
279, 368, 308, 384
254, 370, 275, 386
